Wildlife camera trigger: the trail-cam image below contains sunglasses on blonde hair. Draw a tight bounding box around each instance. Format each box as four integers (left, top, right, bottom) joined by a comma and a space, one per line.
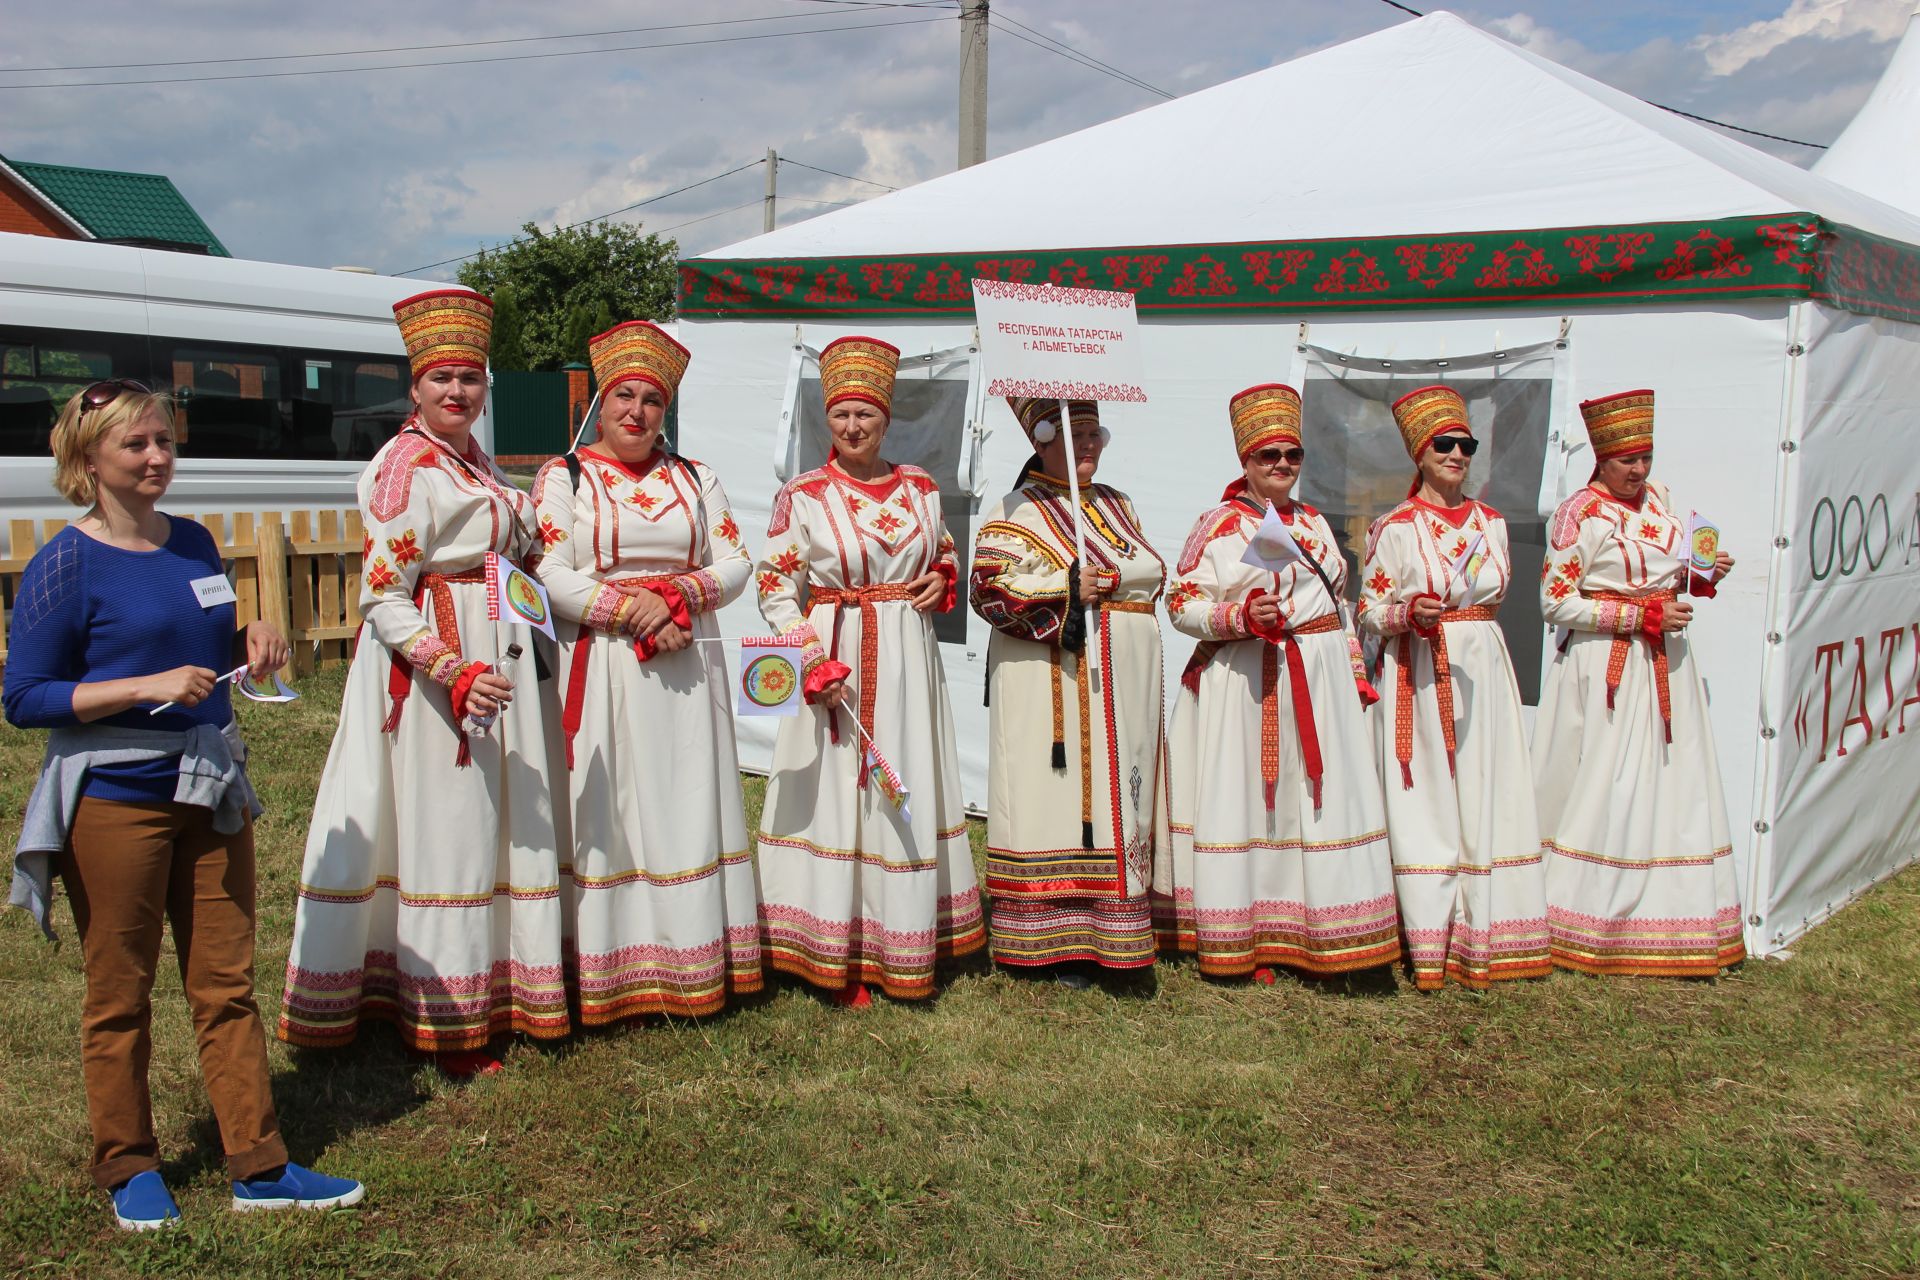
77, 379, 153, 417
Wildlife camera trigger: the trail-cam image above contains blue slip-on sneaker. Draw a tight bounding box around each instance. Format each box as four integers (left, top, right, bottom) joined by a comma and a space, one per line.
111, 1170, 181, 1231
230, 1163, 365, 1213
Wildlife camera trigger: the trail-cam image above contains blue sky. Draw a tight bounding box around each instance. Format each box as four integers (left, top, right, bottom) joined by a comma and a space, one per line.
1, 0, 1909, 276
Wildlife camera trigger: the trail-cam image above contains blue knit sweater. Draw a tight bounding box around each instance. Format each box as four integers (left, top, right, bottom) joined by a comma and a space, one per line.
3, 516, 238, 802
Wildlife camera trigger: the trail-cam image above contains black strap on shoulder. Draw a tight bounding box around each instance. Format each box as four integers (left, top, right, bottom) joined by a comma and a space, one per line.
565, 450, 581, 488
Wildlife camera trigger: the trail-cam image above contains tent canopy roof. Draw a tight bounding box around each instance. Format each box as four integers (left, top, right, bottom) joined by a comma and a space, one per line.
702, 11, 1920, 260
1814, 7, 1920, 215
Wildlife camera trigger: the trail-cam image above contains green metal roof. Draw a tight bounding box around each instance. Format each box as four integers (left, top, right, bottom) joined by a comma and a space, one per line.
2, 154, 229, 256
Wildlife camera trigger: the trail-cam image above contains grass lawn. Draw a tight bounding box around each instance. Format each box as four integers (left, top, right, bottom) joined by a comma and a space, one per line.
2, 666, 1917, 1279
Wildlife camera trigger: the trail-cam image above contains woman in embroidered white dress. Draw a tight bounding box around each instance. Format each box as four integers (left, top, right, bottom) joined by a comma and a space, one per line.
280, 289, 568, 1074
1534, 389, 1741, 977
753, 336, 985, 1006
1356, 384, 1550, 991
1156, 384, 1398, 980
968, 398, 1165, 981
532, 321, 761, 1024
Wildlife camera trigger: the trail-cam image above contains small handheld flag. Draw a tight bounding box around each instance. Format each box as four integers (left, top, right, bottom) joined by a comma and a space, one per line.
737, 635, 805, 717
486, 552, 556, 640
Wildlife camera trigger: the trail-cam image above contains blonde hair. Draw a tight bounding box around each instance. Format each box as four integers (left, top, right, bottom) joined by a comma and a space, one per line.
49, 385, 179, 507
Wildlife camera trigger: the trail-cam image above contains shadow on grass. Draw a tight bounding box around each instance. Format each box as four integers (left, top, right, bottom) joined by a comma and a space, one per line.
164, 1032, 436, 1186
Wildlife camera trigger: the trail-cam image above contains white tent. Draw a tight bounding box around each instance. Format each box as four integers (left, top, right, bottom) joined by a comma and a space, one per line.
674, 10, 1920, 959
1815, 6, 1920, 213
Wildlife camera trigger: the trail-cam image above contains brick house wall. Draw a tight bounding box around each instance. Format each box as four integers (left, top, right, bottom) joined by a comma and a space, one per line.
0, 169, 82, 239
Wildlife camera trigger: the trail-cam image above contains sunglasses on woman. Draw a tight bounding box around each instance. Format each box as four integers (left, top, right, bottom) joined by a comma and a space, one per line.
77, 378, 152, 417
1252, 446, 1305, 466
1431, 435, 1479, 457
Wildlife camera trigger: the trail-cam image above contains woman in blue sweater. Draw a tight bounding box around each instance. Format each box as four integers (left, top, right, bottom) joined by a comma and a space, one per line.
4, 381, 361, 1231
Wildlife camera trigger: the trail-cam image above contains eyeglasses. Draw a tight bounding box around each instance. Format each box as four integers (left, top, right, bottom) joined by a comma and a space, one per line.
77, 379, 151, 417
1430, 435, 1479, 457
1252, 446, 1305, 466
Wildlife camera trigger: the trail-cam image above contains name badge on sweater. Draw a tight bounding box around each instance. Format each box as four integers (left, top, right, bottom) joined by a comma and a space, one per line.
191, 573, 237, 608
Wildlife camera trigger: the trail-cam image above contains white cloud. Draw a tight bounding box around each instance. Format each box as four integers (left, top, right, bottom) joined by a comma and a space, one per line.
1694, 0, 1909, 77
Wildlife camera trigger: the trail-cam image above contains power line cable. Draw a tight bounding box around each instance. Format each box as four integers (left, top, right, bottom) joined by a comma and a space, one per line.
779, 157, 899, 190
0, 12, 911, 74
652, 200, 768, 236
1646, 102, 1828, 149
994, 10, 1173, 98
395, 158, 766, 275
989, 15, 1174, 99
0, 15, 947, 89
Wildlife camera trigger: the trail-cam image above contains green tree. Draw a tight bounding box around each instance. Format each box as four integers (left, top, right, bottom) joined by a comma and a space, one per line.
458, 221, 677, 372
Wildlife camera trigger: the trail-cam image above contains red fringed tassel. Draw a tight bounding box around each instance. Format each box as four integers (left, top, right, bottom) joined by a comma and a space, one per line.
455, 736, 472, 768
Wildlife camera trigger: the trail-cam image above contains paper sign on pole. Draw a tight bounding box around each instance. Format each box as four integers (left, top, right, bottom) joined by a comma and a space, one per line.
737, 635, 805, 717
971, 280, 1147, 403
486, 551, 556, 640
1240, 503, 1307, 574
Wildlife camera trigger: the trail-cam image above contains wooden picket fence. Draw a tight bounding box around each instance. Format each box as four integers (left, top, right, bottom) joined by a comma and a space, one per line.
0, 509, 366, 676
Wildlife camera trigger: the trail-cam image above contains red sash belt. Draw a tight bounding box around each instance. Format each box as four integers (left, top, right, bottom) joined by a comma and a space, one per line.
383, 567, 487, 765
812, 582, 917, 784
1587, 588, 1677, 743
1394, 602, 1500, 789
559, 573, 695, 767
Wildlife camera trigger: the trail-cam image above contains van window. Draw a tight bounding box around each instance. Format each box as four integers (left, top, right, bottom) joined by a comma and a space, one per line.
0, 326, 140, 457
291, 355, 410, 460
164, 344, 285, 458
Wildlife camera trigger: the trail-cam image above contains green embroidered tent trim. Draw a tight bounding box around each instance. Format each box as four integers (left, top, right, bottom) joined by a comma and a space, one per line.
677, 215, 1920, 324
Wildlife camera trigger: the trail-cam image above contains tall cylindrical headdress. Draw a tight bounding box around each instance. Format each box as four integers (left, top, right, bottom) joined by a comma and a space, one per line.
589, 320, 691, 403
1579, 389, 1655, 461
1390, 384, 1470, 461
393, 288, 492, 377
819, 335, 899, 416
1228, 383, 1302, 459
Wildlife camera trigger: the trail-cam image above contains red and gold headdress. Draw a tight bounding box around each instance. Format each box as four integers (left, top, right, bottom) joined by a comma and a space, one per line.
1007, 396, 1098, 442
1579, 389, 1655, 461
393, 288, 492, 377
589, 320, 691, 404
819, 335, 899, 416
1229, 383, 1302, 459
1390, 384, 1470, 461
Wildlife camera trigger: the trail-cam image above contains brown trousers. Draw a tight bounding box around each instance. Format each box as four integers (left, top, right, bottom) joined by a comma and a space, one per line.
59, 797, 288, 1190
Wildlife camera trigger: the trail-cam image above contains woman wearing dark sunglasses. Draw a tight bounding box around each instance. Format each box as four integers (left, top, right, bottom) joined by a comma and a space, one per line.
4, 381, 361, 1229
1356, 385, 1550, 992
1157, 384, 1399, 983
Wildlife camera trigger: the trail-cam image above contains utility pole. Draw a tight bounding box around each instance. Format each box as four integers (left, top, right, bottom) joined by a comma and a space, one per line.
763, 148, 778, 233
959, 1, 988, 168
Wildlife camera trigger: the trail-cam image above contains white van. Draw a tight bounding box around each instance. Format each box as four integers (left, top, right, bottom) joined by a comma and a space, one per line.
0, 232, 476, 526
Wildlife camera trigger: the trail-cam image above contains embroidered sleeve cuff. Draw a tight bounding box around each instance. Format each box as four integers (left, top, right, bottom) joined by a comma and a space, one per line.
1379, 600, 1414, 635
583, 583, 632, 633
1639, 600, 1663, 637
1208, 599, 1248, 640
673, 569, 727, 615
934, 560, 959, 614
402, 629, 469, 687
1093, 567, 1119, 595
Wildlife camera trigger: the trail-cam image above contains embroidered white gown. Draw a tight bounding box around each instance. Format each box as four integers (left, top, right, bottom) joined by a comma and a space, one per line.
1357, 496, 1550, 990
1534, 480, 1743, 976
1157, 491, 1400, 977
968, 473, 1166, 969
753, 462, 985, 998
532, 448, 762, 1023
281, 426, 569, 1052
